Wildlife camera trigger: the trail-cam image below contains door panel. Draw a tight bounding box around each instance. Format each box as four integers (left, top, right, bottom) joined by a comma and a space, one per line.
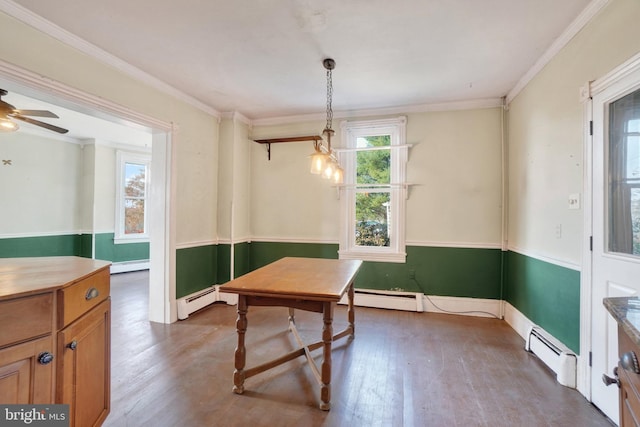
591, 70, 640, 424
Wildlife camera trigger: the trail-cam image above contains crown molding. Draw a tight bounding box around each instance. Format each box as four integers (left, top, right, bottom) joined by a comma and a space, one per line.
0, 0, 221, 118
506, 0, 610, 104
251, 98, 504, 127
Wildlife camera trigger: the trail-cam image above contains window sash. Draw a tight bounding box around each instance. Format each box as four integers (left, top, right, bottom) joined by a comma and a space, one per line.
339, 117, 407, 263
115, 152, 150, 243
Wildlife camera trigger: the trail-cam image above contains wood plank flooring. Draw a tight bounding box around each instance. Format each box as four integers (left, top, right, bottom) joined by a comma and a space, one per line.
104, 271, 613, 427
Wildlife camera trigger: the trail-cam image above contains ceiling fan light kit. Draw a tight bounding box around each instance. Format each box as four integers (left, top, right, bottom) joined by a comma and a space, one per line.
0, 89, 69, 134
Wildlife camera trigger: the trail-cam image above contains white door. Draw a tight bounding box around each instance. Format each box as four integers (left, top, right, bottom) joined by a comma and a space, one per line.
591, 66, 640, 424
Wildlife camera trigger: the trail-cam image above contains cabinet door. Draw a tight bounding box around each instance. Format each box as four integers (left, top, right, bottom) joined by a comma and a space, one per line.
0, 336, 54, 403
58, 299, 110, 427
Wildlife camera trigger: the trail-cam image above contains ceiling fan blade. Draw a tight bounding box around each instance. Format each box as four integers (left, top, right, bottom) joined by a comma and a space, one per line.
13, 109, 59, 118
12, 115, 69, 134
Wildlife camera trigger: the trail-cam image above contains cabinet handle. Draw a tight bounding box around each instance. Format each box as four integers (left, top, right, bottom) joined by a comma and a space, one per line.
67, 340, 78, 351
85, 287, 99, 300
621, 351, 640, 374
38, 352, 54, 365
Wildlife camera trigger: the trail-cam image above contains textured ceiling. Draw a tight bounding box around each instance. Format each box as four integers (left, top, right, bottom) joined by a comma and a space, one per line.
8, 0, 593, 121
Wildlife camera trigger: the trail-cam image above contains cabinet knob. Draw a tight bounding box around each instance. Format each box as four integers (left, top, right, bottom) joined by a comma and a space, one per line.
603, 367, 620, 387
85, 287, 99, 300
621, 351, 640, 374
37, 352, 54, 365
67, 340, 78, 351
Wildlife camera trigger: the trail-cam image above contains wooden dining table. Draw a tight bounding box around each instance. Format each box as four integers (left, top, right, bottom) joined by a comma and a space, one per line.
219, 257, 363, 410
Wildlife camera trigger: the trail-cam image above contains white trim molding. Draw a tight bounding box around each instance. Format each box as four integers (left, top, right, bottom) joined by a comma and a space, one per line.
508, 245, 581, 271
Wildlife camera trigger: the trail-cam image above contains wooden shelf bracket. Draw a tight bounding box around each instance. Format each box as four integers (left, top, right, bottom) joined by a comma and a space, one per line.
253, 135, 323, 160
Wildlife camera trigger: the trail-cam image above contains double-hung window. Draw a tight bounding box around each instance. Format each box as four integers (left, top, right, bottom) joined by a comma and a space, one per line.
115, 151, 150, 243
339, 117, 407, 263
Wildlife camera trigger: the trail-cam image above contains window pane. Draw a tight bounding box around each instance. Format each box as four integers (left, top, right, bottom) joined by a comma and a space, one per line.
608, 89, 640, 255
124, 199, 145, 234
355, 192, 390, 247
633, 188, 640, 255
357, 141, 390, 185
125, 163, 146, 197
628, 135, 640, 179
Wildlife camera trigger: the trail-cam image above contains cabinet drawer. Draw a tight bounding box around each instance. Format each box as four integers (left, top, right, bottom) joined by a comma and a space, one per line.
57, 268, 109, 328
0, 293, 53, 348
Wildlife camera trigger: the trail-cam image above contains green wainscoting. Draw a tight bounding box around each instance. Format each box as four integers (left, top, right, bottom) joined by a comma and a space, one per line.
247, 242, 502, 298
174, 241, 579, 354
215, 242, 251, 284
176, 244, 218, 299
505, 251, 580, 354
0, 234, 91, 258
95, 233, 149, 263
355, 246, 503, 298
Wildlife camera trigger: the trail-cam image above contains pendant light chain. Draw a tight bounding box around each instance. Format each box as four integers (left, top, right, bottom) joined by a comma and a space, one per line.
325, 67, 333, 132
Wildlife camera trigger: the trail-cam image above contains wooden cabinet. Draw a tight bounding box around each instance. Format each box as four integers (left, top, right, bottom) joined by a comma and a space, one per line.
617, 326, 640, 427
0, 257, 111, 427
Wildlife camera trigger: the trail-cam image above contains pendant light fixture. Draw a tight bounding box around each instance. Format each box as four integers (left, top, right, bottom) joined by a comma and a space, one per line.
310, 58, 343, 184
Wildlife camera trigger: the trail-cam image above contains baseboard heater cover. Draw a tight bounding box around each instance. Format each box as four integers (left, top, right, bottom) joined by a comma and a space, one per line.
338, 288, 423, 312
177, 285, 239, 320
525, 325, 576, 388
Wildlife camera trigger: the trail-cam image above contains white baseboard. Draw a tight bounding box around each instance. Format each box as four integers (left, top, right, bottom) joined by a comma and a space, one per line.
337, 289, 502, 318
422, 295, 502, 318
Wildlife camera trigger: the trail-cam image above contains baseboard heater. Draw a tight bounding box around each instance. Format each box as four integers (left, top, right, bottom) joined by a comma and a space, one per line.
525, 325, 576, 388
338, 288, 423, 312
177, 286, 238, 320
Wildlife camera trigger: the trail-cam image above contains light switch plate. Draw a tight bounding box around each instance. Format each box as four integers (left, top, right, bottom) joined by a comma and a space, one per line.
568, 193, 580, 210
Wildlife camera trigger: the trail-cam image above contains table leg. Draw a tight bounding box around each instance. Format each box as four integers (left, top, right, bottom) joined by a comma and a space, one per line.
348, 283, 355, 339
288, 307, 295, 328
320, 302, 334, 410
233, 295, 248, 394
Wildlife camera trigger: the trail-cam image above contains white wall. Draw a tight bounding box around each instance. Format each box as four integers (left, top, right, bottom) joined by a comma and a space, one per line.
0, 132, 82, 236
0, 11, 220, 247
507, 0, 640, 265
250, 108, 503, 246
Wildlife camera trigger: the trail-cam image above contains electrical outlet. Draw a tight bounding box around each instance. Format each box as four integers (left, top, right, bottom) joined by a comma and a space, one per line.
555, 224, 562, 239
408, 269, 415, 279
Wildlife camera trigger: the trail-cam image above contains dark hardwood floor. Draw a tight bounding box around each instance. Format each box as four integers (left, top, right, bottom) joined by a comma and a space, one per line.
104, 271, 613, 427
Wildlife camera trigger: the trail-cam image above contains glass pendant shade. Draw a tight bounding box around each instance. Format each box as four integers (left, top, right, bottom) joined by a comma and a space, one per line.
332, 165, 344, 184
322, 159, 336, 180
0, 117, 18, 132
310, 151, 328, 174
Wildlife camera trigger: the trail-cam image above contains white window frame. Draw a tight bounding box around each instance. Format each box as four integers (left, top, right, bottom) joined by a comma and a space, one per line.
115, 151, 151, 244
338, 117, 407, 263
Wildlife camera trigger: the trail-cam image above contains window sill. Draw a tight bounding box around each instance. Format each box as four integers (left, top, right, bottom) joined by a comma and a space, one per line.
338, 250, 406, 264
114, 236, 150, 245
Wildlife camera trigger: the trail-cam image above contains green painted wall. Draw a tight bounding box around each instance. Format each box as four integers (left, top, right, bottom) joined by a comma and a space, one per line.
505, 251, 580, 354
356, 246, 503, 298
247, 242, 502, 298
177, 242, 577, 353
0, 234, 91, 258
176, 244, 218, 299
94, 233, 149, 263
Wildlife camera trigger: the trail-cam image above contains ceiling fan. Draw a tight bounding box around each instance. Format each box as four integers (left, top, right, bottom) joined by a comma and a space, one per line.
0, 88, 68, 134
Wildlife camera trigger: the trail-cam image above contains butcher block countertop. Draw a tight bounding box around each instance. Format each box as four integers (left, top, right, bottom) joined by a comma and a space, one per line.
0, 256, 111, 300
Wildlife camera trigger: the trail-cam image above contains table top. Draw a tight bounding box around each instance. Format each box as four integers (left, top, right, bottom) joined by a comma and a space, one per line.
0, 256, 111, 300
219, 257, 363, 302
